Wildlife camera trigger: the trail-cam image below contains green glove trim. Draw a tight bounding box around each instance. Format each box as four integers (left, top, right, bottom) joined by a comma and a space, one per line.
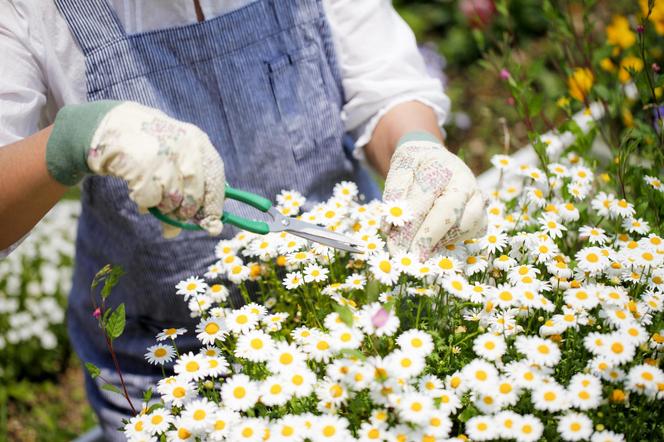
397, 130, 441, 147
46, 100, 123, 186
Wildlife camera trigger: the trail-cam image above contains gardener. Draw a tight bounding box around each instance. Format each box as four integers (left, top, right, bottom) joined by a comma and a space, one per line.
0, 0, 486, 438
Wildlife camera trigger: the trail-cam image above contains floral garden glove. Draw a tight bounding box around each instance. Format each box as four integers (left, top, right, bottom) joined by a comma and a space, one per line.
383, 131, 487, 259
46, 101, 225, 238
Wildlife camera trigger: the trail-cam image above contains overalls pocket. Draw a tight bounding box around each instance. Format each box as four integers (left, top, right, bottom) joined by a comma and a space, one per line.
266, 43, 344, 161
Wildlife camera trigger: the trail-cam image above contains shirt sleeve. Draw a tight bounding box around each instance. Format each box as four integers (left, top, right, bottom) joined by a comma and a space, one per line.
0, 1, 47, 146
323, 0, 451, 154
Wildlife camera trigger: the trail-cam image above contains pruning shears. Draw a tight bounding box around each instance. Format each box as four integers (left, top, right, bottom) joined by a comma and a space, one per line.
148, 184, 362, 253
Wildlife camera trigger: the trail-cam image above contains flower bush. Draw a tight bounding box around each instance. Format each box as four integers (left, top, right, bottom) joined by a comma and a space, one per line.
118, 137, 664, 441
0, 201, 79, 381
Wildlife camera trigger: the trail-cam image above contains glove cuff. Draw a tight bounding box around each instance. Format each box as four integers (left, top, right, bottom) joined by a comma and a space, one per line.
46, 100, 122, 185
396, 130, 442, 147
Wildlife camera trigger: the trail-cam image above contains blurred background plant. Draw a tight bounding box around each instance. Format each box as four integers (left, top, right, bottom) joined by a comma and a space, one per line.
3, 0, 664, 440
1, 201, 96, 440
397, 0, 663, 193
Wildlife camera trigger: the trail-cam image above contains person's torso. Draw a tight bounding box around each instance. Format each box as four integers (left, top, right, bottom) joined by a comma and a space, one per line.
58, 0, 375, 376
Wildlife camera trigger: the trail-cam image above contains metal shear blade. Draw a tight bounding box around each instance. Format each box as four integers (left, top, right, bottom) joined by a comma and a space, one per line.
266, 208, 362, 253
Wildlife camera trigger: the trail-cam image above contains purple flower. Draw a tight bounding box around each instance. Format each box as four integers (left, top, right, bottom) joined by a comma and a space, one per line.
500, 68, 511, 80
371, 307, 389, 328
653, 106, 664, 134
637, 24, 645, 34
652, 63, 661, 74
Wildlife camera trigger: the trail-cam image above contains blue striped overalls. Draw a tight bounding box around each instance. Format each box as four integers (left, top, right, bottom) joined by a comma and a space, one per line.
53, 0, 379, 438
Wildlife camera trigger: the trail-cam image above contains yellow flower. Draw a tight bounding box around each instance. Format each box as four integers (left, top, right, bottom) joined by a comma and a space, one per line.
556, 96, 570, 108
568, 68, 594, 102
619, 56, 644, 83
606, 15, 636, 49
641, 0, 664, 35
600, 58, 616, 72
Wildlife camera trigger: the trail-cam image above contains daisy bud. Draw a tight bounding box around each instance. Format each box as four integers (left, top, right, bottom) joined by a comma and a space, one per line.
203, 380, 214, 389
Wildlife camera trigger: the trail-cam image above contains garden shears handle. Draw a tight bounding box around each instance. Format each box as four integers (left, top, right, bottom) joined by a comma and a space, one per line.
148, 184, 272, 234
149, 185, 362, 253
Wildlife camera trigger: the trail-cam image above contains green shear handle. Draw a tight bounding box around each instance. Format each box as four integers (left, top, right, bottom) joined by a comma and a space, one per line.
148, 185, 273, 234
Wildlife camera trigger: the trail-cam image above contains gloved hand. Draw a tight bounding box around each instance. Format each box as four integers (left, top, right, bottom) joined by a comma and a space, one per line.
383, 131, 487, 259
45, 101, 225, 238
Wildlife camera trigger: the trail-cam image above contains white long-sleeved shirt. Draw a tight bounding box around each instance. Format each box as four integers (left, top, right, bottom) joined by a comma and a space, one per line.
0, 0, 449, 150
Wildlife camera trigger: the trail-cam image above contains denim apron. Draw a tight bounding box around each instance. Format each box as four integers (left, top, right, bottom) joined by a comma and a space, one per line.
54, 0, 379, 438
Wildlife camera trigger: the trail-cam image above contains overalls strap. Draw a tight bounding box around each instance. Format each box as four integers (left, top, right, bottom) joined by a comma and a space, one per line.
54, 0, 125, 55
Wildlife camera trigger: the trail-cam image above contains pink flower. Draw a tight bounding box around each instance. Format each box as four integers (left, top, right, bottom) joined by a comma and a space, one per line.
93, 307, 101, 319
500, 68, 511, 80
371, 308, 389, 328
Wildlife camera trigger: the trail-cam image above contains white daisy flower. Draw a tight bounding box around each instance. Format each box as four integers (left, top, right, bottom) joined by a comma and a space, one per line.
221, 374, 259, 411
175, 276, 208, 300
145, 343, 175, 365
285, 368, 317, 398
466, 414, 498, 441
310, 415, 352, 441
393, 252, 420, 275
383, 200, 413, 226
491, 154, 514, 170
195, 318, 226, 345
644, 175, 664, 192
144, 408, 172, 435
174, 352, 208, 381
303, 264, 329, 283
208, 408, 240, 441
206, 283, 229, 302
557, 412, 593, 441
539, 214, 567, 239
473, 332, 507, 361
532, 382, 569, 412
230, 417, 267, 442
479, 229, 509, 254
283, 271, 305, 290
576, 246, 609, 273
609, 198, 636, 218
160, 378, 196, 407
235, 329, 274, 362
181, 398, 216, 431
591, 430, 625, 442
157, 328, 187, 341
623, 217, 650, 235
226, 308, 259, 335
515, 335, 561, 367
398, 392, 434, 425
397, 329, 434, 355
514, 414, 544, 442
369, 253, 400, 285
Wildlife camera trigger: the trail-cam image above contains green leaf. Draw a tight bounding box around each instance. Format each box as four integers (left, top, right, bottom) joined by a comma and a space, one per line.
338, 348, 367, 361
143, 388, 153, 403
85, 362, 101, 379
458, 404, 480, 422
366, 279, 380, 303
105, 303, 126, 340
333, 304, 354, 327
101, 266, 125, 300
91, 264, 112, 290
101, 383, 122, 395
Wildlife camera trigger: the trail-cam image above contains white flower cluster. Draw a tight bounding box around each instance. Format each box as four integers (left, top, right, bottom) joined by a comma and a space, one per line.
0, 202, 79, 375
126, 146, 663, 442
